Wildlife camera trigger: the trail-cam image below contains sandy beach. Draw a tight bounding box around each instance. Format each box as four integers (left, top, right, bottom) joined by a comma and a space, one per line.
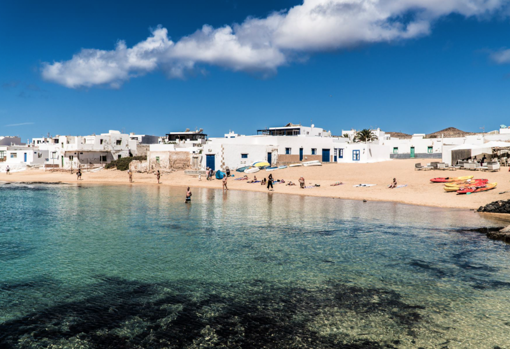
1, 159, 508, 210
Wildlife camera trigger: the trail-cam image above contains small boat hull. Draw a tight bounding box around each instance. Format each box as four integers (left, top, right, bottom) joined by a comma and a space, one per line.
431, 175, 474, 183
289, 164, 302, 167
245, 167, 260, 174
457, 182, 497, 194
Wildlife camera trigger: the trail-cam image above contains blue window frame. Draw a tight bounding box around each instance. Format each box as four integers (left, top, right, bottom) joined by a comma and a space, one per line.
241, 154, 248, 158
353, 150, 360, 161
338, 149, 344, 159
285, 148, 291, 155
311, 148, 317, 155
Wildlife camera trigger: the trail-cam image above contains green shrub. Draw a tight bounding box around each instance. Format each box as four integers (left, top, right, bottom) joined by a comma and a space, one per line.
105, 156, 147, 171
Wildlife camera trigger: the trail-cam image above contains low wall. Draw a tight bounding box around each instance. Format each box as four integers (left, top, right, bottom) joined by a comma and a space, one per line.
130, 160, 149, 173
390, 153, 442, 159
277, 154, 323, 165
148, 151, 191, 171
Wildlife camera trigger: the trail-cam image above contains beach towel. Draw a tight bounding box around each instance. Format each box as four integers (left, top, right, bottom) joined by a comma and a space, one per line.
395, 185, 407, 189
354, 184, 376, 187
234, 178, 248, 181
248, 181, 261, 183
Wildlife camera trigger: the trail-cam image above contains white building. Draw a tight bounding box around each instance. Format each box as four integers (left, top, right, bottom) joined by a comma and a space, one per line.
31, 130, 138, 169
200, 124, 392, 171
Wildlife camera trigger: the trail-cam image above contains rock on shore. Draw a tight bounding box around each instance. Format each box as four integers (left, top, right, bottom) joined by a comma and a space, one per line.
477, 200, 510, 214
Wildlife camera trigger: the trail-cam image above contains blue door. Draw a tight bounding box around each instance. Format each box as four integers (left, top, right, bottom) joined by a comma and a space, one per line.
206, 154, 215, 171
334, 149, 337, 162
299, 148, 303, 161
353, 150, 360, 161
322, 149, 330, 162
267, 152, 272, 166
24, 153, 27, 162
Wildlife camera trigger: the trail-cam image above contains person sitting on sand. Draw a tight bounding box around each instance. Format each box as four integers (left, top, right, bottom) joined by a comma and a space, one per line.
388, 178, 397, 189
261, 178, 267, 186
299, 177, 305, 189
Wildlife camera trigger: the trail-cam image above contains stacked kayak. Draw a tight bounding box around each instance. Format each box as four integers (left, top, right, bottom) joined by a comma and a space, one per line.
266, 167, 278, 171
236, 166, 249, 173
457, 183, 497, 195
430, 175, 473, 183
443, 179, 489, 192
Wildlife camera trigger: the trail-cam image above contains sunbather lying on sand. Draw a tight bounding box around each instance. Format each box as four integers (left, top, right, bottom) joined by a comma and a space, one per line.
235, 175, 249, 181
330, 182, 343, 186
286, 181, 296, 186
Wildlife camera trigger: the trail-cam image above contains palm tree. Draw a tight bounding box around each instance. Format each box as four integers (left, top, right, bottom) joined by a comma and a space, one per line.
355, 129, 378, 143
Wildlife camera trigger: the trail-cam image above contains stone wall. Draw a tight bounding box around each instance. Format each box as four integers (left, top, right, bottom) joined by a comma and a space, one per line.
130, 160, 149, 173
147, 151, 191, 171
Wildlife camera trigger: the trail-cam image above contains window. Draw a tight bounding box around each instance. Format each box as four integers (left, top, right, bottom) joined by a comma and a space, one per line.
100, 139, 104, 145
10, 153, 17, 159
101, 155, 107, 162
116, 140, 122, 145
241, 154, 248, 158
338, 149, 344, 159
285, 148, 291, 155
51, 152, 58, 159
54, 139, 58, 144
69, 155, 73, 161
118, 155, 122, 159
0, 151, 5, 158
156, 156, 160, 164
311, 148, 317, 155
393, 147, 398, 154
427, 146, 433, 154
353, 150, 360, 161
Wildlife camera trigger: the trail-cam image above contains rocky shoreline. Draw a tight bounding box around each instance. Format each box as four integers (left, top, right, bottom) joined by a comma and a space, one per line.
477, 200, 510, 243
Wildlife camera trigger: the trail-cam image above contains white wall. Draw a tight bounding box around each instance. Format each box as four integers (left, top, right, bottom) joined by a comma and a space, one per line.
336, 144, 390, 163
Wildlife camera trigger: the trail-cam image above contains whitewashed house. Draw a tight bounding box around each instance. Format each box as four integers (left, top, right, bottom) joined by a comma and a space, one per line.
201, 124, 354, 171
32, 130, 138, 169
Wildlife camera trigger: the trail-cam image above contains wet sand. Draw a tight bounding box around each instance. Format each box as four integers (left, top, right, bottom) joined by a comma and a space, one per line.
1, 159, 509, 209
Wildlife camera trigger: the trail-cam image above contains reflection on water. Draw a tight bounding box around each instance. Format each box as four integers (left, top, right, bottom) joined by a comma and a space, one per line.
1, 184, 510, 348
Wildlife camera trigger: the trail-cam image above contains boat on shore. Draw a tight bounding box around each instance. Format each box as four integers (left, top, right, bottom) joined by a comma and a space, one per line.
430, 175, 474, 183
303, 160, 322, 167
245, 167, 260, 174
289, 163, 302, 167
457, 182, 497, 195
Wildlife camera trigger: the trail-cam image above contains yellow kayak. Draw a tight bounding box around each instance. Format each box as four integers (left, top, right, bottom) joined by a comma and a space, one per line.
444, 179, 488, 188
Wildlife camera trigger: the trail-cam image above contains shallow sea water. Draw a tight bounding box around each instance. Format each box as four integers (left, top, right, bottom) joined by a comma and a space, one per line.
1, 182, 510, 348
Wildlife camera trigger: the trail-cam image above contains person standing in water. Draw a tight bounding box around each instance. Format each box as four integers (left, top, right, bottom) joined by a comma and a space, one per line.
128, 169, 133, 183
223, 175, 228, 191
156, 170, 161, 184
185, 187, 192, 203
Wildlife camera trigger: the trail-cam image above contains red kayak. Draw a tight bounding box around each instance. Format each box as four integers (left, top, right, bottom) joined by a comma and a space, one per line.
457, 183, 497, 195
430, 175, 473, 183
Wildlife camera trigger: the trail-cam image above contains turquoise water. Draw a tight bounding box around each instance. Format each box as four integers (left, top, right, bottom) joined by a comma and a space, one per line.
1, 182, 510, 348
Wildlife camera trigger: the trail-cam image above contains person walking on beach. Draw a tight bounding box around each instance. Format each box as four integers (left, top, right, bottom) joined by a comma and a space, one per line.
223, 175, 228, 191
299, 177, 305, 189
6, 165, 10, 175
128, 169, 133, 183
76, 169, 82, 180
185, 187, 192, 203
267, 174, 274, 191
156, 170, 161, 184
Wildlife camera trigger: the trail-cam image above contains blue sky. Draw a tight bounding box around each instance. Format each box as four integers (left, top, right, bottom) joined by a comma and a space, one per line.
2, 0, 510, 141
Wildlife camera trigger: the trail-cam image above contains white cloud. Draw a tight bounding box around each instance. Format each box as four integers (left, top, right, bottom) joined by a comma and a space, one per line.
5, 122, 34, 127
42, 0, 509, 88
491, 48, 510, 64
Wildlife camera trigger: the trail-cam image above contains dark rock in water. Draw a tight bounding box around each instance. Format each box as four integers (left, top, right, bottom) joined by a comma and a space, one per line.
477, 200, 510, 214
487, 226, 510, 243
